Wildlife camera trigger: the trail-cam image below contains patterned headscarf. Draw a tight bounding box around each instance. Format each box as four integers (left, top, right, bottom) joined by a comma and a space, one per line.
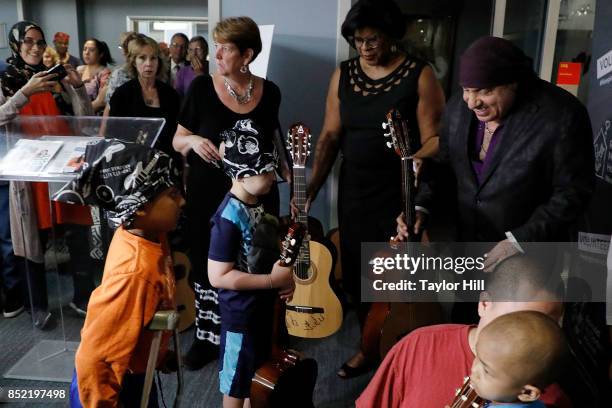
0, 21, 47, 97
53, 139, 182, 228
220, 119, 278, 179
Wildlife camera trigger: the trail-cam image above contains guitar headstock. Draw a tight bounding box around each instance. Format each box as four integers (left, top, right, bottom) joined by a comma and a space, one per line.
286, 122, 312, 166
382, 108, 412, 159
279, 222, 306, 267
449, 377, 485, 408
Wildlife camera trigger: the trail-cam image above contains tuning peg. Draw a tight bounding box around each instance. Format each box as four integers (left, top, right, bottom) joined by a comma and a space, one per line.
386, 142, 393, 148
382, 122, 388, 130
290, 238, 296, 246
383, 131, 391, 138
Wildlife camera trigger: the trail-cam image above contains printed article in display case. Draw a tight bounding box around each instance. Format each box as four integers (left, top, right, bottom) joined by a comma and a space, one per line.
0, 116, 165, 383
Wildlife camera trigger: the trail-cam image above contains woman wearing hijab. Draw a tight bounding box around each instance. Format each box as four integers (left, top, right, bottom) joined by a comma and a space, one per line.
0, 21, 93, 329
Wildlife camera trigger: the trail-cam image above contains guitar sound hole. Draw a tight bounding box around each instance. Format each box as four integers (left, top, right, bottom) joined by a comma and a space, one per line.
174, 265, 186, 280
294, 262, 317, 283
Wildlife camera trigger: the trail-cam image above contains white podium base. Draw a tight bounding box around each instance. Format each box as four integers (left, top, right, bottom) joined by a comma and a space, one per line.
4, 340, 79, 383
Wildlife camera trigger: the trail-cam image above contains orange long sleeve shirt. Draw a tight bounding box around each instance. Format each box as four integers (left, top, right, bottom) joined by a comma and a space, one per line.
75, 227, 175, 407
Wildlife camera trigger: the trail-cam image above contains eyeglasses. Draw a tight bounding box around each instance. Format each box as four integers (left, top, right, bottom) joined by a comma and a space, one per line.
353, 36, 380, 50
22, 38, 47, 49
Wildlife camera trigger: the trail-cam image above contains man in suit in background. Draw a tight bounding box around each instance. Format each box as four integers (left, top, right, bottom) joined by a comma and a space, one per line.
168, 33, 189, 87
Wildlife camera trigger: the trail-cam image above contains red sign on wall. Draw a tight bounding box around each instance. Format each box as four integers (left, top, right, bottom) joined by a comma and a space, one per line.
556, 62, 582, 85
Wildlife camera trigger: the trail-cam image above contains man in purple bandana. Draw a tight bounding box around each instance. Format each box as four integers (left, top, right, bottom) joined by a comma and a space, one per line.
397, 36, 595, 269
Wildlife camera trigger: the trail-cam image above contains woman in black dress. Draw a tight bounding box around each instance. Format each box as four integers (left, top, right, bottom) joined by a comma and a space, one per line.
173, 16, 288, 370
305, 0, 446, 377
109, 35, 180, 163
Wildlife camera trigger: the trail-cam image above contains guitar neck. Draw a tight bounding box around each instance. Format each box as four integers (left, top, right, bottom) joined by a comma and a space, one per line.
292, 165, 311, 279
401, 157, 416, 229
293, 165, 310, 235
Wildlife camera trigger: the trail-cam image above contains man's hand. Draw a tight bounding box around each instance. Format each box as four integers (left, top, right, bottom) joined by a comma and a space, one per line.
483, 239, 519, 272
394, 211, 427, 242
61, 64, 84, 88
21, 72, 58, 97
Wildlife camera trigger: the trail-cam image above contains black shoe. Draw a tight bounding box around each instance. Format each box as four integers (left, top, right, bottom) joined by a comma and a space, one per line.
336, 361, 374, 379
32, 309, 52, 330
182, 339, 219, 371
3, 287, 25, 318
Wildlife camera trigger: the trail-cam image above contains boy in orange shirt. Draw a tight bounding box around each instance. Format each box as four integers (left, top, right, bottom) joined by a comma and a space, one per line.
56, 140, 184, 407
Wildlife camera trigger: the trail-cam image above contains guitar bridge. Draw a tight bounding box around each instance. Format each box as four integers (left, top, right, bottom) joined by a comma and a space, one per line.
286, 305, 324, 314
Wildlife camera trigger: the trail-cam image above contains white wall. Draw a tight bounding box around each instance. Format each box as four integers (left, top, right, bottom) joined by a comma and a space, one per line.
0, 0, 22, 61
27, 0, 81, 61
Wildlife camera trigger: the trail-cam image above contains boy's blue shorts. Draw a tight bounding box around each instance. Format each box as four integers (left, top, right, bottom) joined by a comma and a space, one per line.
219, 327, 262, 399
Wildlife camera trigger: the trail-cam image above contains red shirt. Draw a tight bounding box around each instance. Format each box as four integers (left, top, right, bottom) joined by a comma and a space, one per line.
356, 324, 571, 408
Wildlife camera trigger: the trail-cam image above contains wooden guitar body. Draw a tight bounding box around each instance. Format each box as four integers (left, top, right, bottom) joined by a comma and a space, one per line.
285, 240, 342, 338
172, 251, 196, 332
284, 122, 343, 339
361, 109, 443, 361
251, 339, 317, 408
250, 223, 318, 408
361, 301, 442, 361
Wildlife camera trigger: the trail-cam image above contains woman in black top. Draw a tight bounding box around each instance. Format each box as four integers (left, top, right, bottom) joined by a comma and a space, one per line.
305, 0, 446, 378
173, 16, 288, 370
109, 35, 180, 163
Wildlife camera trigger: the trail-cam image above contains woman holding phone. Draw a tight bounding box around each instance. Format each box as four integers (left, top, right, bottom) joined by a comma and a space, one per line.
0, 21, 93, 329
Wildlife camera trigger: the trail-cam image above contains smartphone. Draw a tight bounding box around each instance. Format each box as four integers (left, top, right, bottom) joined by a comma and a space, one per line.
46, 64, 68, 81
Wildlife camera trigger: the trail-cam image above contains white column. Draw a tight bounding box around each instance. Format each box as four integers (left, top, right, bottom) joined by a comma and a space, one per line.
539, 0, 561, 81
491, 0, 507, 37
208, 0, 222, 75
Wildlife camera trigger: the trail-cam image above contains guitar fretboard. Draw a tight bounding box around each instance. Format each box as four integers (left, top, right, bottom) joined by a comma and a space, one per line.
293, 165, 311, 279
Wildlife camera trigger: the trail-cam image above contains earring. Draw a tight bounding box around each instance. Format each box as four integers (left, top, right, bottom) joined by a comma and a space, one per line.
390, 44, 398, 53
240, 65, 248, 74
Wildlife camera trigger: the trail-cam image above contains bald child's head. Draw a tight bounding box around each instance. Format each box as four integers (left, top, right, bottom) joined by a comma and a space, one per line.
471, 310, 568, 404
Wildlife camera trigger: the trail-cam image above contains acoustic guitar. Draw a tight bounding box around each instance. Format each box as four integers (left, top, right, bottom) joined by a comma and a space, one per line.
361, 108, 443, 361
448, 377, 485, 408
250, 222, 318, 408
284, 122, 343, 339
172, 251, 196, 332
